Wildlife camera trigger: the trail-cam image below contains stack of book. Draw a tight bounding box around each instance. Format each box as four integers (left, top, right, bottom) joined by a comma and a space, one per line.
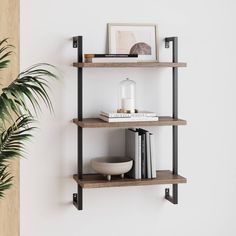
125, 128, 156, 179
100, 111, 159, 123
84, 54, 139, 63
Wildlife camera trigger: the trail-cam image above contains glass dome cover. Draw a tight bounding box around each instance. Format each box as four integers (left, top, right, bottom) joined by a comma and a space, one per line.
118, 78, 136, 113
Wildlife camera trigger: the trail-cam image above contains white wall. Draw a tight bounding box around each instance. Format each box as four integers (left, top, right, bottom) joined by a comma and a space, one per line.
20, 0, 236, 236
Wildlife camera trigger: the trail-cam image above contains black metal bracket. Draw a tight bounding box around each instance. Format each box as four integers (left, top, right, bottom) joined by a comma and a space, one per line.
73, 37, 78, 48
164, 37, 179, 204
73, 36, 83, 210
73, 185, 83, 210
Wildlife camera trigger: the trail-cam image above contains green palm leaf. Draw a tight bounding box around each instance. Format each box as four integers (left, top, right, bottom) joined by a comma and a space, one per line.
0, 164, 13, 199
0, 38, 13, 70
0, 115, 34, 197
0, 63, 58, 126
0, 115, 34, 161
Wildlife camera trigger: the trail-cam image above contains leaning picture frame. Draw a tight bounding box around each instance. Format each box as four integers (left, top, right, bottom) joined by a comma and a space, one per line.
108, 23, 159, 61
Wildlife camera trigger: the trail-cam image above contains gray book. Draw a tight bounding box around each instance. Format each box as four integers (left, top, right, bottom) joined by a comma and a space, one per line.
150, 133, 157, 178
137, 128, 147, 178
138, 135, 142, 179
146, 131, 152, 179
125, 129, 139, 179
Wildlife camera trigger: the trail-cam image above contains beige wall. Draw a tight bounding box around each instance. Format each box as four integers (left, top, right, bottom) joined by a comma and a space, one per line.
0, 0, 19, 236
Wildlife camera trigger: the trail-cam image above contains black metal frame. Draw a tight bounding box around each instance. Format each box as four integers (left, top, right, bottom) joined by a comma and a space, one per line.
72, 36, 180, 210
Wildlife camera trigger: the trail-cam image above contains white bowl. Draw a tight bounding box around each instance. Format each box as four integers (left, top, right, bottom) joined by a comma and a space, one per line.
91, 157, 133, 181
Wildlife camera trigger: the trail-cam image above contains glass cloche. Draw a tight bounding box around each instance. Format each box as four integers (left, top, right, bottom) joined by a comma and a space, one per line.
118, 78, 136, 113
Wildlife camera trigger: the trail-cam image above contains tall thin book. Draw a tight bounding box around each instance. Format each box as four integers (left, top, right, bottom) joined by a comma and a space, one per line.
125, 129, 139, 179
146, 131, 152, 179
138, 134, 142, 179
150, 133, 157, 178
138, 128, 148, 179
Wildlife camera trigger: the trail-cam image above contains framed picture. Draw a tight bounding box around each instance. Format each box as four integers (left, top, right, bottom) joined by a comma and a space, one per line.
108, 23, 159, 61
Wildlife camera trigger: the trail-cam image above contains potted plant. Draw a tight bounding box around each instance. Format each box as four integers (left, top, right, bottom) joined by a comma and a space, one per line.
0, 38, 58, 198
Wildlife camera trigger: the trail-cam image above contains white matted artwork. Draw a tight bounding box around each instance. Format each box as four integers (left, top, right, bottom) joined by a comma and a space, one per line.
108, 23, 159, 61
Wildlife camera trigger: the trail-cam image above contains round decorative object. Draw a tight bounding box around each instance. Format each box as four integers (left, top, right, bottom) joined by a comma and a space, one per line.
118, 78, 136, 113
91, 157, 133, 181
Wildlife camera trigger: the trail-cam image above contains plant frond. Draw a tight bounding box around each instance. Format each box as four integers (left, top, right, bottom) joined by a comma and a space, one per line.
0, 164, 13, 199
0, 38, 13, 70
0, 115, 35, 162
0, 63, 58, 125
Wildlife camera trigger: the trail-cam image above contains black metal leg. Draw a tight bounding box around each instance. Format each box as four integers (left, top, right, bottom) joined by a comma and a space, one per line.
73, 36, 83, 210
165, 37, 179, 204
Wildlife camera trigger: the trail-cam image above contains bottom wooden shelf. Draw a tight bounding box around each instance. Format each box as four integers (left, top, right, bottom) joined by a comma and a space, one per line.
73, 170, 187, 189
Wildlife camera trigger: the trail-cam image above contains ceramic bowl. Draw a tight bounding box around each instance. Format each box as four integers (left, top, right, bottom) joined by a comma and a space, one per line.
91, 157, 133, 181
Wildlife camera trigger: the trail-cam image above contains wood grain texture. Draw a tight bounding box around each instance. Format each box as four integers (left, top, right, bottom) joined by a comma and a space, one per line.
73, 117, 187, 128
73, 170, 187, 188
0, 0, 19, 236
73, 61, 187, 68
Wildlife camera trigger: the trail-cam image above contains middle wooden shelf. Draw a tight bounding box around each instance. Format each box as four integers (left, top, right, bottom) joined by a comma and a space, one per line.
73, 116, 187, 128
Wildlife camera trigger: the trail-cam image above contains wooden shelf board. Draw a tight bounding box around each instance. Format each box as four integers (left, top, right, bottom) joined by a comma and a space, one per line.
73, 170, 187, 189
73, 116, 187, 128
73, 62, 187, 68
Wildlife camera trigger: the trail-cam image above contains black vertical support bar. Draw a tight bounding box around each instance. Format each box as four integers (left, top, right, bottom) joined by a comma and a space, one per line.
164, 37, 178, 204
73, 36, 83, 210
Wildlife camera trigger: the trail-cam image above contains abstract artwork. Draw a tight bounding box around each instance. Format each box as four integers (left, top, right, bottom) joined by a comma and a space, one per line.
108, 24, 158, 61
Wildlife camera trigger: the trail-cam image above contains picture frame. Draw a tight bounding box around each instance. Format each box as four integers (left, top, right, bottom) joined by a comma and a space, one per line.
108, 23, 159, 61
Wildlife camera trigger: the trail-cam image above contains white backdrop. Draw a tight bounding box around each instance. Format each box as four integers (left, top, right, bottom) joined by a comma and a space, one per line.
20, 0, 236, 235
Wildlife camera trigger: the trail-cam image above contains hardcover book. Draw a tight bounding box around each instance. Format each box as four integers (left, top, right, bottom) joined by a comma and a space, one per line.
85, 57, 139, 63
100, 111, 158, 118
84, 54, 138, 58
125, 129, 140, 179
150, 133, 157, 178
99, 115, 159, 123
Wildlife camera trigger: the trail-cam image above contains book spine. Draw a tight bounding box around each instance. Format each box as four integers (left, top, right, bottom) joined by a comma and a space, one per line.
141, 133, 146, 179
138, 135, 142, 179
150, 133, 156, 178
146, 132, 151, 179
134, 131, 139, 179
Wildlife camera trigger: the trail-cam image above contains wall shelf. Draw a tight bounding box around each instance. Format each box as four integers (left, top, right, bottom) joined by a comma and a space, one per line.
73, 117, 187, 128
72, 35, 187, 210
73, 170, 186, 189
73, 62, 187, 68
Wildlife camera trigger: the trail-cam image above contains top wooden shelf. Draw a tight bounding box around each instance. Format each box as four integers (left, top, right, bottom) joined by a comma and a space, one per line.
73, 62, 187, 68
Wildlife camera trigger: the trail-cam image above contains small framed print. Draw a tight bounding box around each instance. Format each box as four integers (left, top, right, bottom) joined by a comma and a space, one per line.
108, 23, 159, 61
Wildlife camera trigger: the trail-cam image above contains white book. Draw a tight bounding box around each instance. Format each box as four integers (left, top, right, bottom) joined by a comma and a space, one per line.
150, 133, 157, 178
138, 135, 142, 179
125, 129, 139, 179
146, 132, 152, 179
100, 115, 159, 123
100, 111, 157, 118
85, 57, 139, 63
100, 111, 131, 118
